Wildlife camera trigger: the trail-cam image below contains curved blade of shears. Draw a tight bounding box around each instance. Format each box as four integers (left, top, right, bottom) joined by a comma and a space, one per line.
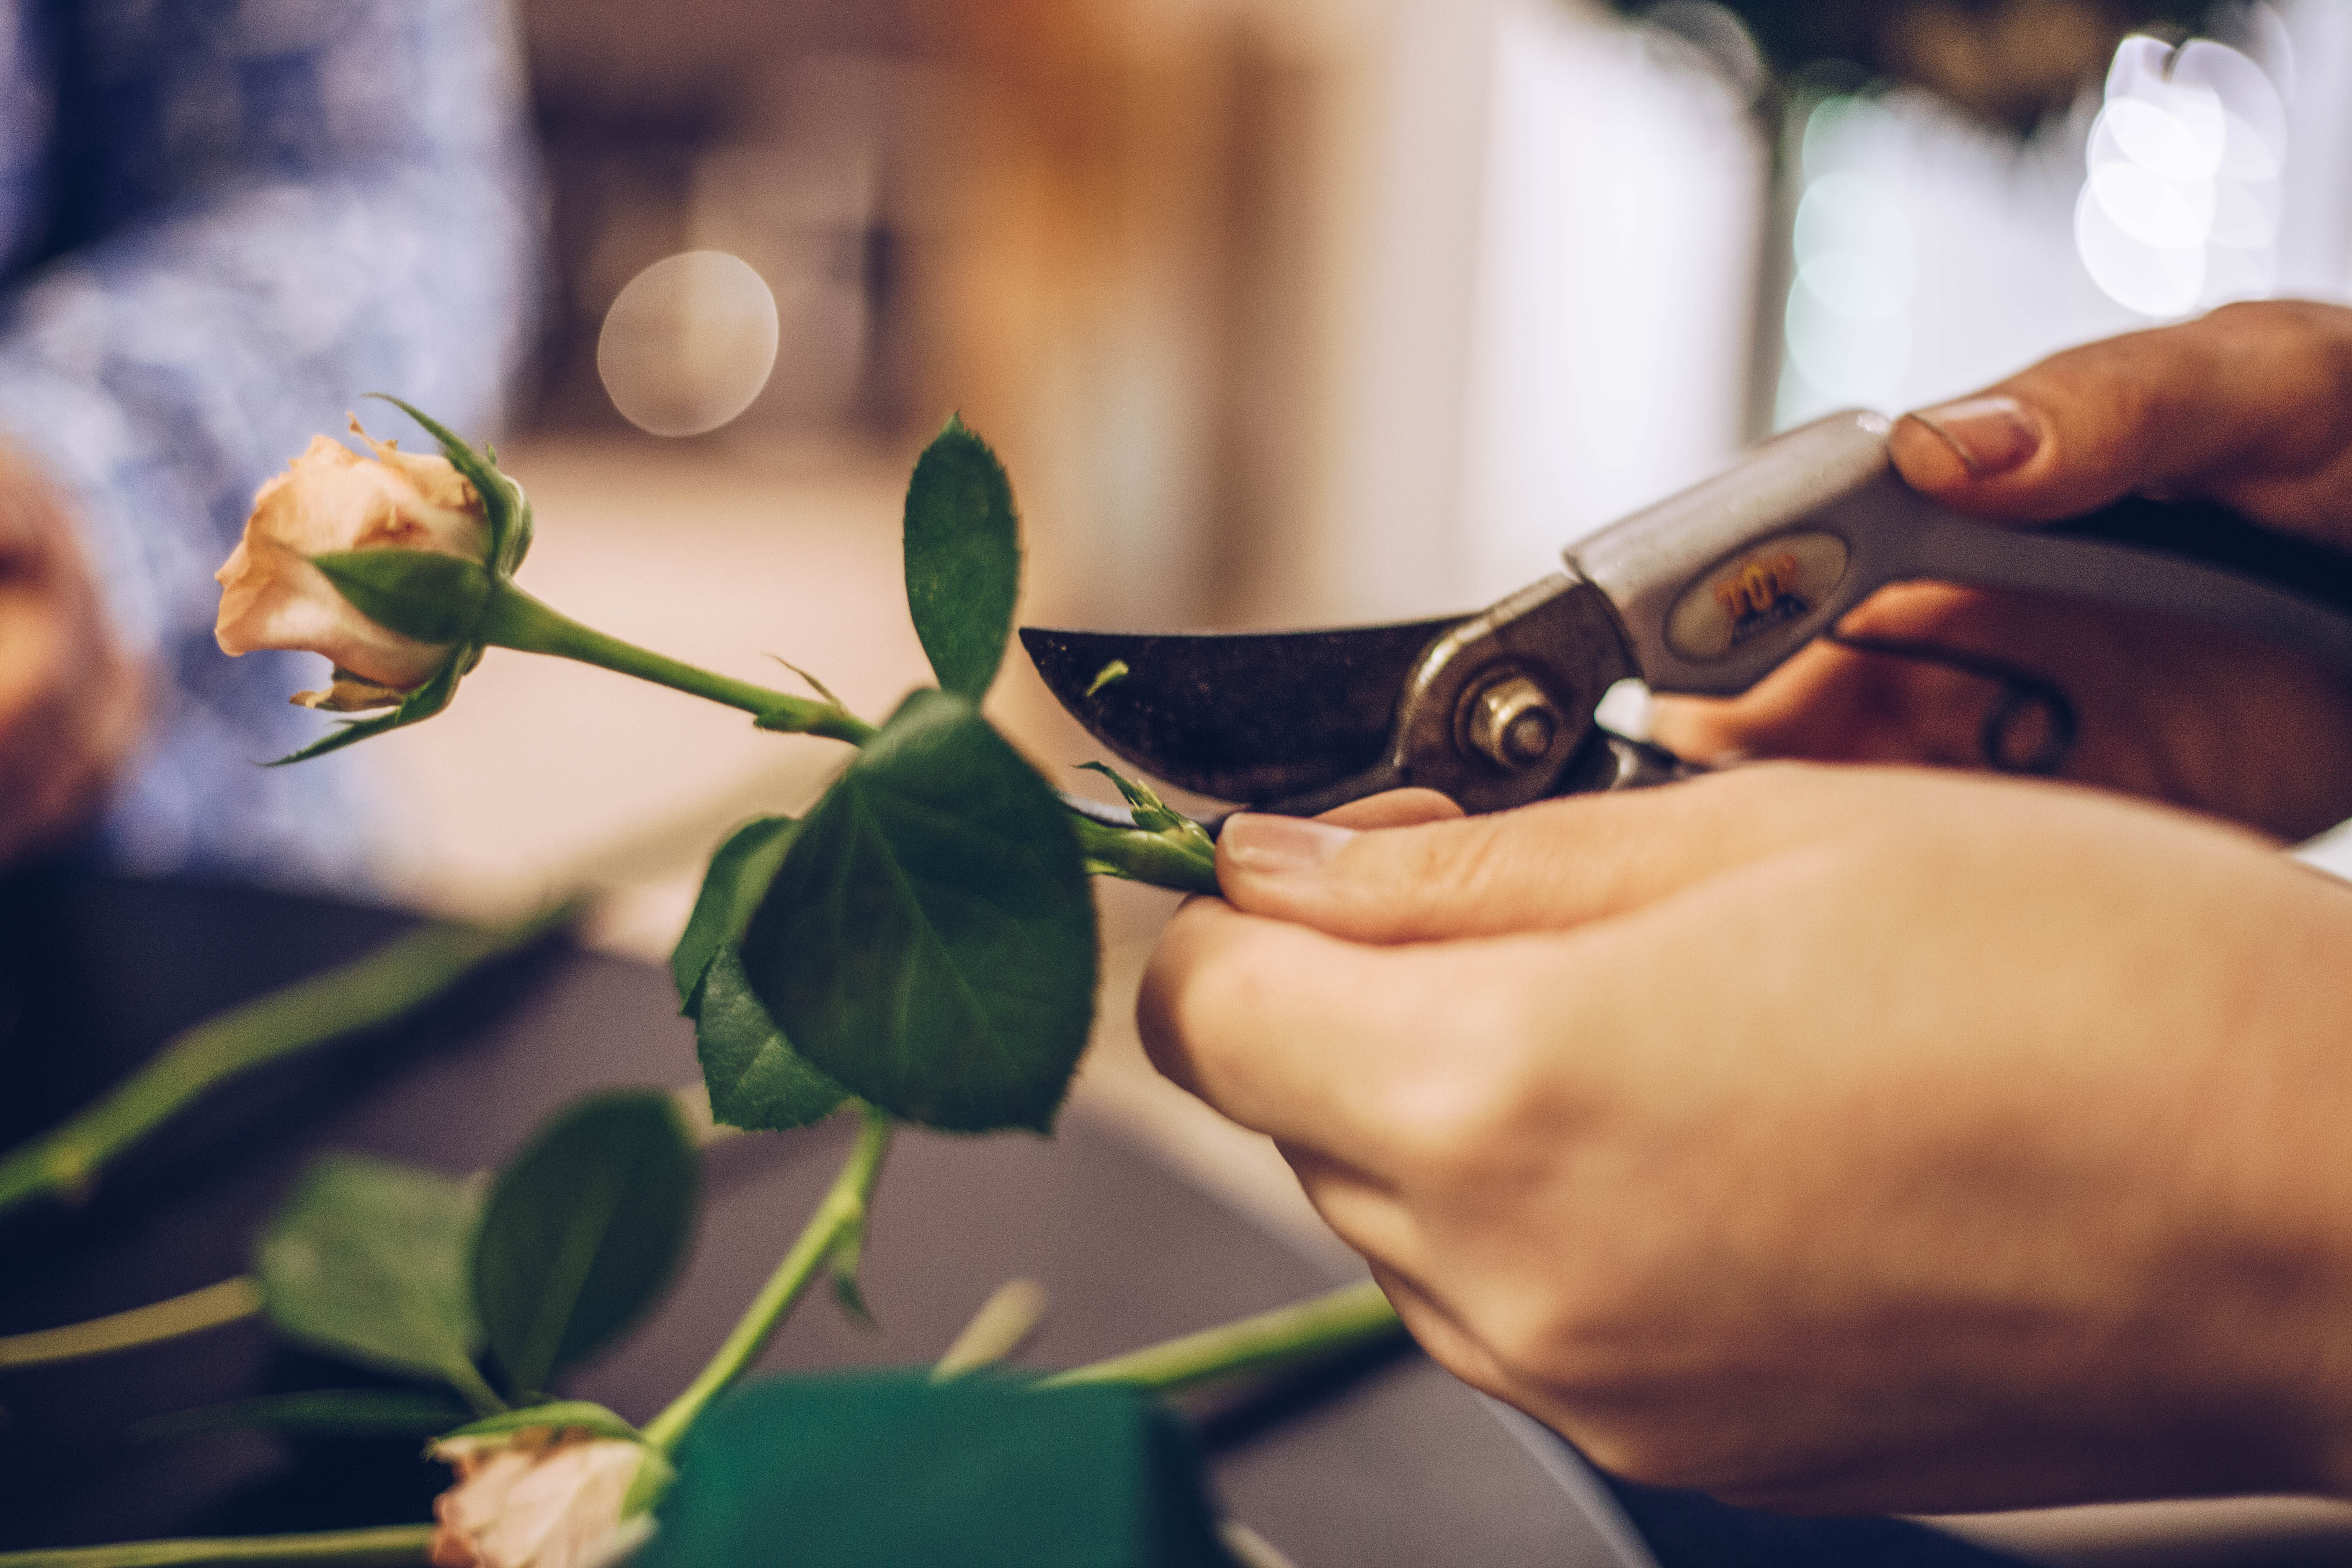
1018, 616, 1467, 808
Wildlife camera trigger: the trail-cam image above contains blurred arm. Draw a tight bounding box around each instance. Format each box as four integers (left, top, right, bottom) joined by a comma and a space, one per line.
0, 0, 540, 875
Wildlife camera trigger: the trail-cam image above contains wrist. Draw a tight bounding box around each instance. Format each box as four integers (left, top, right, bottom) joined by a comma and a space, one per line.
2185, 866, 2352, 1496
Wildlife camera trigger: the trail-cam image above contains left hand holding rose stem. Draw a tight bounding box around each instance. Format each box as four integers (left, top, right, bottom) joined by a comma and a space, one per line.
0, 441, 144, 864
1140, 774, 2352, 1514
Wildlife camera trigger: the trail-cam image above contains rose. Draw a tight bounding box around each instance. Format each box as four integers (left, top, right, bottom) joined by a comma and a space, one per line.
214, 418, 490, 711
428, 1429, 652, 1568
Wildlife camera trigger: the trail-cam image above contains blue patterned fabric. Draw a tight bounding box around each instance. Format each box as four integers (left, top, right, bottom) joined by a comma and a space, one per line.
0, 0, 538, 888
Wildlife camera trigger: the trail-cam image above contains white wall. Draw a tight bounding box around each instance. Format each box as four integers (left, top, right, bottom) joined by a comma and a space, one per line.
1456, 0, 1763, 605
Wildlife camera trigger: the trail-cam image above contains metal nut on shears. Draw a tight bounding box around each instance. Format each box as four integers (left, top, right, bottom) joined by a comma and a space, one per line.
1459, 672, 1560, 771
1383, 573, 1638, 814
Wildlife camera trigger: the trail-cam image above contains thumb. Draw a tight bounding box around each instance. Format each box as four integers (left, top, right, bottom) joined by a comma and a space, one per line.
1888, 300, 2352, 534
1212, 766, 1836, 944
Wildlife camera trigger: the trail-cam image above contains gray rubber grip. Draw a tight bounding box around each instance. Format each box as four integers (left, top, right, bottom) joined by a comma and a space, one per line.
1566, 410, 2352, 698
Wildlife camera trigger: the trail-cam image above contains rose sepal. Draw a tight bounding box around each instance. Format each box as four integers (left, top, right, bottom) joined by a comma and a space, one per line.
369, 395, 534, 577
270, 639, 472, 764
309, 550, 497, 645
435, 1401, 642, 1447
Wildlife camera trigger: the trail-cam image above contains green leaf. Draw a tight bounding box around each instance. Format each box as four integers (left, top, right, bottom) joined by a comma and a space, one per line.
688, 947, 848, 1132
904, 414, 1021, 699
472, 1090, 699, 1396
741, 689, 1098, 1133
436, 1400, 641, 1446
633, 1374, 1236, 1568
670, 816, 799, 1001
310, 550, 496, 645
673, 818, 850, 1133
134, 1387, 472, 1445
254, 1153, 486, 1392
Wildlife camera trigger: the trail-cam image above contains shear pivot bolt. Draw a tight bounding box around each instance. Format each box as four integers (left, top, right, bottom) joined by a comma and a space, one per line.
1464, 674, 1560, 770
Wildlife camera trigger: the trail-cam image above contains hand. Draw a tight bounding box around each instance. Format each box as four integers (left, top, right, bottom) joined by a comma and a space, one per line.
1139, 775, 2352, 1513
1652, 301, 2352, 843
0, 442, 145, 862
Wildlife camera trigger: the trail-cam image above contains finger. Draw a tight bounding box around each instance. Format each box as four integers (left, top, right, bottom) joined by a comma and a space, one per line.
1316, 787, 1463, 832
1212, 765, 1849, 945
1890, 301, 2352, 539
1650, 585, 2001, 768
1137, 897, 1550, 1169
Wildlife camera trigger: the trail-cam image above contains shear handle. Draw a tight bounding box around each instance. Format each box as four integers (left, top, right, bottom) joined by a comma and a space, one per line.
1570, 410, 2352, 700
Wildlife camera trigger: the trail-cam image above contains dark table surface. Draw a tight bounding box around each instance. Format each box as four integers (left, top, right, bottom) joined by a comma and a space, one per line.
0, 870, 1640, 1565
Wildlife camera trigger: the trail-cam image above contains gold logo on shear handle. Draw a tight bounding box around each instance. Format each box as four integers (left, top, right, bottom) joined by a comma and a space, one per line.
1664, 531, 1852, 663
1712, 552, 1809, 642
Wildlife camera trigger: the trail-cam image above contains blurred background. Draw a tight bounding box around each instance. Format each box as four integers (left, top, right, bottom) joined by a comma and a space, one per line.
364, 0, 2352, 939
61, 7, 2352, 1553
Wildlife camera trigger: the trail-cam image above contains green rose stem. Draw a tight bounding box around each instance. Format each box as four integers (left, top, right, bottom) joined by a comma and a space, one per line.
0, 904, 576, 1222
477, 586, 876, 744
1044, 1279, 1403, 1396
0, 1278, 265, 1372
0, 1524, 435, 1568
477, 584, 1218, 892
0, 1282, 1403, 1568
639, 1105, 896, 1456
0, 1085, 736, 1373
1071, 812, 1219, 895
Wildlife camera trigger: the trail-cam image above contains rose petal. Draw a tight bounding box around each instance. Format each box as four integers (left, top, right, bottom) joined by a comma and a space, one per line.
429, 1433, 643, 1568
214, 424, 495, 693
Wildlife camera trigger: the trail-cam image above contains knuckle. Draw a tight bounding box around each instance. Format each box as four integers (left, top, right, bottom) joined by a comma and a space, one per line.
1478, 1280, 1626, 1392
1569, 1425, 1676, 1487
1362, 1015, 1552, 1188
1372, 1078, 1514, 1186
1343, 815, 1529, 941
1137, 915, 1278, 1071
1181, 932, 1287, 1041
1409, 812, 1520, 900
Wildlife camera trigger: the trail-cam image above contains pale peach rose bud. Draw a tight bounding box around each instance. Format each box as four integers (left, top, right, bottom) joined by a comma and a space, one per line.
214, 418, 491, 711
428, 1429, 651, 1568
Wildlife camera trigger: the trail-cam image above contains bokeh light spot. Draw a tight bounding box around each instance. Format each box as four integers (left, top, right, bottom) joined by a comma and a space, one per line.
2076, 32, 2285, 319
597, 250, 781, 437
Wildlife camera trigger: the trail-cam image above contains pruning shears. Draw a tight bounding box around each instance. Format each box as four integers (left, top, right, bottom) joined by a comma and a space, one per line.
1023, 410, 2352, 819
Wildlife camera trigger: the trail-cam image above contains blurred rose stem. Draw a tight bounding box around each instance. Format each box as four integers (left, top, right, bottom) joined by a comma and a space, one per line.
0, 1085, 730, 1373
0, 1280, 1403, 1567
1044, 1279, 1403, 1396
0, 1523, 436, 1567
0, 903, 576, 1223
639, 1106, 895, 1455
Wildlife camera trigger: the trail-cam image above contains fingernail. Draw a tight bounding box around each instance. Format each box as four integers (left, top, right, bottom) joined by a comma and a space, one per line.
1220, 813, 1356, 876
1906, 395, 2043, 480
